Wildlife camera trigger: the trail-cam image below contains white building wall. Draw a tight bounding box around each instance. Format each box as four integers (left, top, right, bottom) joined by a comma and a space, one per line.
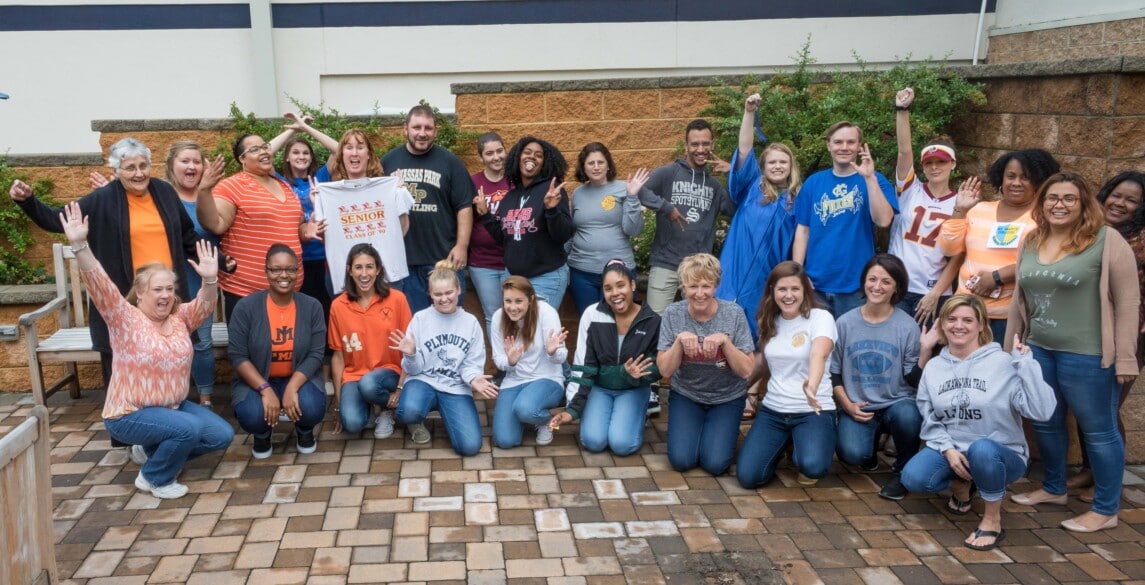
1, 1, 999, 155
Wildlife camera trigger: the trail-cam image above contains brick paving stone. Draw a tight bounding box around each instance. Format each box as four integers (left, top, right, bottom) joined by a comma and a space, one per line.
756, 535, 805, 561
485, 524, 540, 541
669, 505, 711, 528
1066, 551, 1130, 580
854, 566, 905, 585
893, 530, 946, 556
72, 550, 126, 578
563, 556, 622, 576
599, 499, 638, 522
537, 531, 578, 558
781, 560, 825, 585
1092, 541, 1145, 561
680, 527, 724, 553
857, 547, 922, 567
467, 502, 500, 525
625, 520, 679, 537
948, 546, 1013, 564
535, 508, 570, 531
573, 522, 625, 539
391, 535, 430, 561
631, 491, 680, 506
311, 546, 352, 575
347, 563, 407, 583
804, 549, 867, 569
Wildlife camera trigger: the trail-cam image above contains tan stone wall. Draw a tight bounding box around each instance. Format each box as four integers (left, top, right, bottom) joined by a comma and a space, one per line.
456, 87, 710, 176
988, 18, 1145, 64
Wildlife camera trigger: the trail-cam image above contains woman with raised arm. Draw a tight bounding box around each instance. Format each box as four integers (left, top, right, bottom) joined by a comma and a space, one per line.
888, 87, 963, 325
657, 254, 755, 476
1007, 173, 1139, 533
390, 260, 497, 456
550, 260, 661, 455
567, 142, 649, 314
901, 294, 1055, 550
196, 133, 325, 320
478, 136, 575, 308
489, 277, 568, 448
468, 133, 511, 334
736, 261, 837, 489
59, 202, 231, 499
938, 149, 1059, 342
716, 93, 802, 339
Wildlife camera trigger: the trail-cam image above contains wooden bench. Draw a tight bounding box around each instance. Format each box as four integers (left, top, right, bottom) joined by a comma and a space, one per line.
18, 243, 229, 405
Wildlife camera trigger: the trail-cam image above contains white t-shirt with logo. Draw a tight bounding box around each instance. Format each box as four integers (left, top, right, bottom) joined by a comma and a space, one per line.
761, 308, 838, 414
318, 177, 414, 290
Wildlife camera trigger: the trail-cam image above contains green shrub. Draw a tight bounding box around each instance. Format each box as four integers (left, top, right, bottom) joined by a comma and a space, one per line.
0, 157, 56, 284
634, 39, 986, 274
214, 98, 478, 174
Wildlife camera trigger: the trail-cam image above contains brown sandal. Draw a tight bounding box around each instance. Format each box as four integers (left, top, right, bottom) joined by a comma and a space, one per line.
742, 395, 758, 421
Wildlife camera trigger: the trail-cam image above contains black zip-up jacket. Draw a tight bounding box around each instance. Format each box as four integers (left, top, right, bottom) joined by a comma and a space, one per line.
566, 301, 661, 419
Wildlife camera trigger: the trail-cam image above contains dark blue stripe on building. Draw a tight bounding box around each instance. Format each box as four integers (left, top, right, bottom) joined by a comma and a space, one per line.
0, 1, 996, 32
0, 4, 250, 31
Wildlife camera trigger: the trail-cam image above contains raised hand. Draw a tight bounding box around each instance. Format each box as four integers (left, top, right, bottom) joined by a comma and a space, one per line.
58, 201, 89, 246
187, 239, 219, 280
545, 328, 568, 356
954, 176, 982, 214
503, 335, 524, 366
709, 154, 730, 175
852, 143, 875, 178
389, 330, 416, 356
8, 179, 33, 202
895, 87, 915, 109
473, 186, 489, 215
200, 155, 226, 193
88, 171, 110, 190
745, 93, 762, 113
626, 168, 650, 197
920, 321, 941, 353
544, 178, 567, 209
283, 111, 314, 131
623, 355, 655, 379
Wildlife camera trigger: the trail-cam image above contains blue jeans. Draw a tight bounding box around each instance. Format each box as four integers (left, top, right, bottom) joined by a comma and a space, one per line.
579, 386, 649, 456
340, 367, 400, 434
989, 319, 1007, 346
527, 264, 569, 310
492, 379, 564, 448
836, 399, 922, 472
666, 390, 745, 476
1029, 345, 1122, 515
400, 265, 468, 315
469, 265, 509, 334
901, 441, 1026, 502
190, 314, 215, 396
104, 401, 233, 487
396, 379, 483, 456
569, 267, 603, 316
233, 377, 327, 437
814, 289, 865, 319
737, 405, 837, 488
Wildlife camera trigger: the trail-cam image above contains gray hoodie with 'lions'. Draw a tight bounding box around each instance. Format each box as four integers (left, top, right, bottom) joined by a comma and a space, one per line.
917, 342, 1056, 464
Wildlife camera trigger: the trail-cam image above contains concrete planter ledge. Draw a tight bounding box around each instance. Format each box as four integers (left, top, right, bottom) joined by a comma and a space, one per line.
0, 285, 56, 306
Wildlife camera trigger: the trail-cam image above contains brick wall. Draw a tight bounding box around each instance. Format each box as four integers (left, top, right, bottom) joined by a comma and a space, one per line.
988, 17, 1145, 64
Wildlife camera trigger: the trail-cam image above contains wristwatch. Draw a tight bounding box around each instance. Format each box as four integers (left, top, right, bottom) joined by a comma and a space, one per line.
991, 270, 1003, 287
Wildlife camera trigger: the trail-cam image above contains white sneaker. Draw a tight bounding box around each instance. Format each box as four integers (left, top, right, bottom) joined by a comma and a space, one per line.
135, 472, 188, 499
409, 423, 431, 445
647, 388, 662, 416
129, 445, 148, 465
535, 424, 553, 446
374, 410, 396, 439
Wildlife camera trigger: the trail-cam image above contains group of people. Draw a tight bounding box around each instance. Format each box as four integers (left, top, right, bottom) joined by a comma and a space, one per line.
10, 90, 1142, 552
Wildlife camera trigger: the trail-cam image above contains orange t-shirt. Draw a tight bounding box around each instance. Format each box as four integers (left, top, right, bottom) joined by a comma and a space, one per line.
938, 201, 1036, 319
267, 297, 297, 378
126, 191, 174, 271
328, 289, 413, 384
213, 172, 304, 297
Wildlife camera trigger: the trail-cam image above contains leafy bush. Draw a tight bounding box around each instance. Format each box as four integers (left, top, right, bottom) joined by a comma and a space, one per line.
0, 157, 56, 284
214, 98, 478, 174
633, 39, 986, 273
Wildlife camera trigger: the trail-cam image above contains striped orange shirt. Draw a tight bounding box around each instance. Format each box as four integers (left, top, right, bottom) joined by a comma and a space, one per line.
938, 201, 1036, 319
83, 263, 214, 419
213, 172, 304, 297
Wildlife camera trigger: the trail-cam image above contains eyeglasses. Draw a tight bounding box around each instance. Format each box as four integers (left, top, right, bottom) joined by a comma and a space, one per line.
243, 143, 271, 156
1046, 195, 1079, 207
266, 266, 299, 276
119, 162, 151, 174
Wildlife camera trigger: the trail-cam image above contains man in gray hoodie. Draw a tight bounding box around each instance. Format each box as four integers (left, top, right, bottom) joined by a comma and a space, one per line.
643, 119, 735, 314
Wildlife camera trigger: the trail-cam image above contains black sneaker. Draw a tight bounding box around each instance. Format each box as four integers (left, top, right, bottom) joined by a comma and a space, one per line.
252, 433, 273, 459
861, 459, 880, 473
647, 388, 662, 417
879, 475, 908, 501
296, 428, 317, 454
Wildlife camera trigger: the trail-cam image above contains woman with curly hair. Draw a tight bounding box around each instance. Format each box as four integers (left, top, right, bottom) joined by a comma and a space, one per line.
480, 136, 575, 308
939, 148, 1060, 342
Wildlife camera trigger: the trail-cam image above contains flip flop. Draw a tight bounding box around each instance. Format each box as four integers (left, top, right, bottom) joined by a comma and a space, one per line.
945, 482, 977, 515
964, 528, 1005, 551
